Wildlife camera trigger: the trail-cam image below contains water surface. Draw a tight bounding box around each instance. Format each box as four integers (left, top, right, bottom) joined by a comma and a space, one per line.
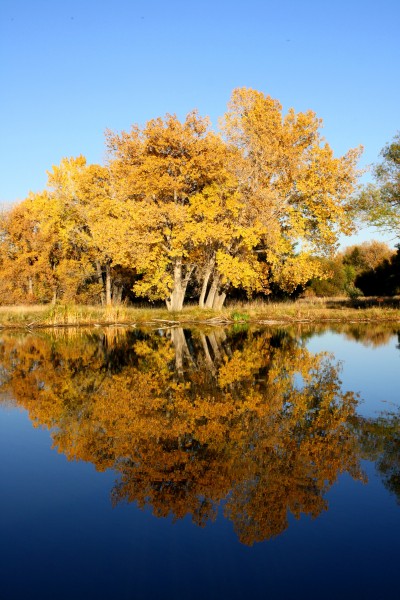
0, 324, 399, 599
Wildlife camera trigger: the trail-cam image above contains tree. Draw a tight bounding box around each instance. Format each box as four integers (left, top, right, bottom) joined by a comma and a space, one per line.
106, 111, 233, 311
105, 90, 361, 310
215, 88, 362, 302
306, 241, 394, 298
0, 192, 91, 304
355, 245, 400, 296
47, 156, 132, 305
0, 88, 363, 309
0, 196, 47, 303
357, 132, 400, 235
342, 241, 394, 274
307, 256, 351, 297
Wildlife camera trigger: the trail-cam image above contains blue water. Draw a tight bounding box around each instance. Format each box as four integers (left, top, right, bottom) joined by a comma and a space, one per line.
0, 327, 399, 600
306, 330, 400, 417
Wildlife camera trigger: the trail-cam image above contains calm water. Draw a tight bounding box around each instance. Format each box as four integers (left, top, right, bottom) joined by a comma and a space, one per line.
0, 324, 399, 600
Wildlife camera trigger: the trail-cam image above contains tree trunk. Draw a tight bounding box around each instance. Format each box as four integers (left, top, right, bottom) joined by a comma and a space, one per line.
166, 287, 185, 312
208, 331, 222, 361
204, 272, 228, 310
199, 258, 215, 308
112, 283, 123, 305
213, 290, 227, 310
105, 261, 112, 307
200, 333, 216, 375
166, 260, 194, 312
96, 261, 106, 306
204, 273, 220, 309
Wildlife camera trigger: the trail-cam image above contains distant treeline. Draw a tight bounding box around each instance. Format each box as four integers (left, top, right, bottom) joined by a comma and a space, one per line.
308, 241, 400, 298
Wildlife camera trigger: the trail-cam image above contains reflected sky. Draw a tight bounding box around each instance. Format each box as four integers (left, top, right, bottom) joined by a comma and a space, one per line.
306, 329, 400, 417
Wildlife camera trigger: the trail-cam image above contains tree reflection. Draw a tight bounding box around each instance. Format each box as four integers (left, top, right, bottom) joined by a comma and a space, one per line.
357, 410, 400, 503
0, 326, 365, 545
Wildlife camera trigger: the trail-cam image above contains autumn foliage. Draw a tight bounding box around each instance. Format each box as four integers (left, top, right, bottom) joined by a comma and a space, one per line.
0, 88, 361, 309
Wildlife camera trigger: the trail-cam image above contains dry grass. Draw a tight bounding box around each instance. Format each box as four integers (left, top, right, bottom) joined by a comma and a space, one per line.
0, 298, 399, 330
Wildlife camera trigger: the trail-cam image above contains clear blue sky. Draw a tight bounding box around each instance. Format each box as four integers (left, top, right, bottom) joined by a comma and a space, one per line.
1, 0, 399, 244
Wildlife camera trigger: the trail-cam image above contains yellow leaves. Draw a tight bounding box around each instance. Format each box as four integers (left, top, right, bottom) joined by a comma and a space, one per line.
47, 155, 87, 198
271, 252, 326, 292
223, 86, 362, 262
216, 250, 262, 291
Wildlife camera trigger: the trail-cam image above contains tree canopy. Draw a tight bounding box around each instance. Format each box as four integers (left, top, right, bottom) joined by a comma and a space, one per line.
0, 88, 362, 309
357, 132, 400, 236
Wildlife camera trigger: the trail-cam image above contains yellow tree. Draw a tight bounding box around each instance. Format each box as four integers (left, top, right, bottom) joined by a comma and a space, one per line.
106, 111, 233, 311
187, 182, 268, 308
47, 156, 132, 305
0, 192, 77, 303
212, 87, 363, 303
0, 197, 44, 303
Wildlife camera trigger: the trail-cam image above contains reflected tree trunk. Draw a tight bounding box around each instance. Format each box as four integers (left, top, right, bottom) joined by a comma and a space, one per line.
200, 332, 217, 375
208, 331, 223, 362
170, 327, 195, 376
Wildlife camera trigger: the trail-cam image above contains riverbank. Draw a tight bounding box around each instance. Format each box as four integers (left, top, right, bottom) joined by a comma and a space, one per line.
0, 298, 400, 329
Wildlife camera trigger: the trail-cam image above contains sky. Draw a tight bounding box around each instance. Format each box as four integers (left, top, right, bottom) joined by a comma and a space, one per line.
1, 0, 399, 246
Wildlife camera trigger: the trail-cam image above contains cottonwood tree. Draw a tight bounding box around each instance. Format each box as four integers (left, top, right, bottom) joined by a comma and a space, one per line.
211, 87, 362, 305
0, 87, 362, 309
0, 192, 92, 303
47, 156, 132, 305
106, 111, 232, 311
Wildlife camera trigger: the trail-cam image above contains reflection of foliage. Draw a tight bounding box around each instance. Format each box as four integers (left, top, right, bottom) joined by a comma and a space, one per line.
357, 411, 400, 503
298, 323, 400, 349
0, 327, 364, 545
340, 325, 399, 348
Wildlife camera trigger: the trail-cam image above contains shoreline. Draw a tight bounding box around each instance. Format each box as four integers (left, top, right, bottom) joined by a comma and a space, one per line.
0, 301, 400, 330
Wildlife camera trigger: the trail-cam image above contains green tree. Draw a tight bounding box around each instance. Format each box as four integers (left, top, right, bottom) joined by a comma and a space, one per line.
357, 132, 400, 235
343, 241, 394, 273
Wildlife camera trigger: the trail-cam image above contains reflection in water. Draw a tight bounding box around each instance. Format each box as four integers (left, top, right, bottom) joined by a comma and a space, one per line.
0, 325, 398, 545
357, 410, 400, 503
297, 321, 400, 349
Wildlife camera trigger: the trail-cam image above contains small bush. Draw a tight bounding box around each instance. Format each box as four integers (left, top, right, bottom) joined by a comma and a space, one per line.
231, 311, 250, 322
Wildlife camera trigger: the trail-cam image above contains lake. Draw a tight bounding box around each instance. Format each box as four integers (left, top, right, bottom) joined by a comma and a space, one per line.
0, 324, 399, 599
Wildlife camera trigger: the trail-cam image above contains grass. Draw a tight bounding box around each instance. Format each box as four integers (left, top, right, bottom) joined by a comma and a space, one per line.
0, 297, 399, 329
